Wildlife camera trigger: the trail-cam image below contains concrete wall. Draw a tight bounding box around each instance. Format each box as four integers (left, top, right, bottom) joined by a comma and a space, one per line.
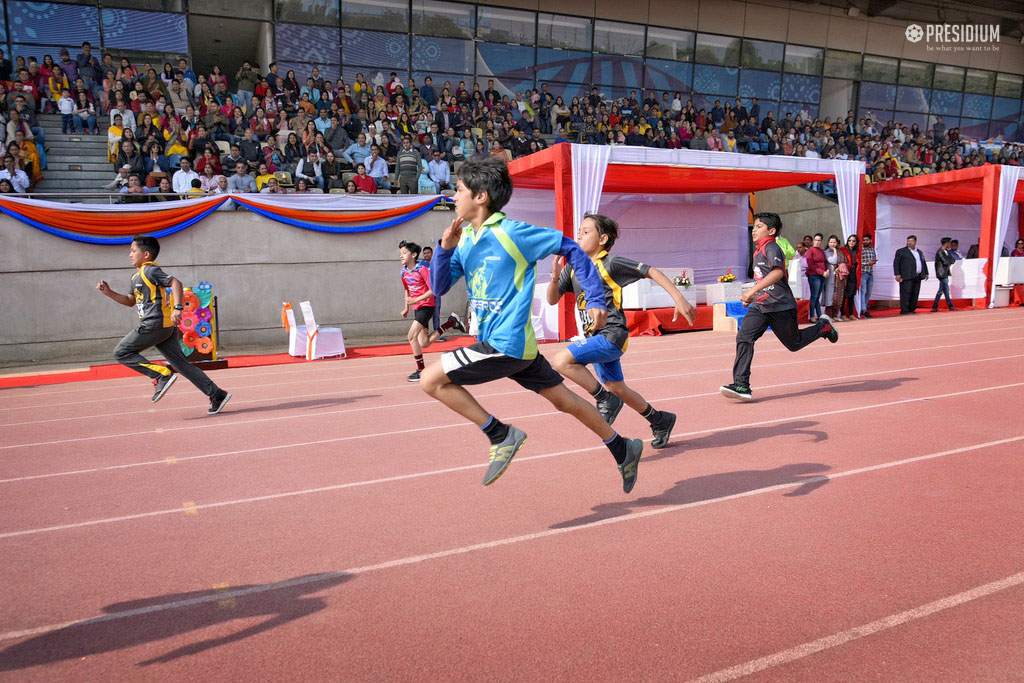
756, 185, 843, 243
0, 208, 466, 364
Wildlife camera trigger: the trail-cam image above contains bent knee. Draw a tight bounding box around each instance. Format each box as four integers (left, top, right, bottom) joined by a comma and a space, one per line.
551, 349, 576, 373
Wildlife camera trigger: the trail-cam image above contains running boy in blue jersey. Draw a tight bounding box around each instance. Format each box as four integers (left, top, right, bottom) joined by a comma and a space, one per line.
422, 156, 644, 492
548, 213, 695, 449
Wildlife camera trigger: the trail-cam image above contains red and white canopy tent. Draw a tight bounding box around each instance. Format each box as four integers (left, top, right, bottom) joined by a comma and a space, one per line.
859, 165, 1024, 307
506, 143, 865, 339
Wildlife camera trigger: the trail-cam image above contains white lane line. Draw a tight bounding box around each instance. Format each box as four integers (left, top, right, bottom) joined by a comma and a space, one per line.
2, 382, 1021, 537
688, 570, 1024, 683
3, 333, 1022, 448
2, 314, 1019, 410
1, 353, 1020, 484
1, 434, 1022, 644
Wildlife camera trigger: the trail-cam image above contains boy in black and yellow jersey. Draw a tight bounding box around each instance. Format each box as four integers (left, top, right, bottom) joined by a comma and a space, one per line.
97, 235, 231, 414
547, 213, 695, 449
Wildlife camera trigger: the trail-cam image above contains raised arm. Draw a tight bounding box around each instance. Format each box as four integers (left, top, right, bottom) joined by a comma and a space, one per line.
96, 280, 134, 306
430, 217, 465, 297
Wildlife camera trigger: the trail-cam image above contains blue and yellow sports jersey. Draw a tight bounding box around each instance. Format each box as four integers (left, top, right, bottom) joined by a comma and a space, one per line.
432, 211, 606, 360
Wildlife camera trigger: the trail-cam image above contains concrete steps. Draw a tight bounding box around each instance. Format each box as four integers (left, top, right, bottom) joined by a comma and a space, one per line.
36, 114, 117, 196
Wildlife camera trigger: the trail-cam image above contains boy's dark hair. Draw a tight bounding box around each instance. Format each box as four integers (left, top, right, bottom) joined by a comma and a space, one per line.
457, 156, 512, 214
191, 178, 202, 188
940, 237, 951, 245
908, 234, 917, 240
133, 235, 160, 259
813, 232, 823, 239
584, 212, 619, 251
399, 240, 421, 259
752, 211, 782, 236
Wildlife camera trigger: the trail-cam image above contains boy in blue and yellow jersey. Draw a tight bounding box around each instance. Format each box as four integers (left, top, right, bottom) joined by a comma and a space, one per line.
547, 213, 695, 450
96, 235, 231, 414
423, 156, 644, 492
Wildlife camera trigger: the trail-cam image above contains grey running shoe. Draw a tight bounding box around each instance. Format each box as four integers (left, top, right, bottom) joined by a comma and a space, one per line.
618, 438, 643, 493
651, 411, 676, 449
208, 390, 232, 415
597, 393, 624, 426
720, 384, 754, 401
483, 425, 528, 486
407, 370, 421, 382
152, 373, 177, 403
818, 314, 839, 343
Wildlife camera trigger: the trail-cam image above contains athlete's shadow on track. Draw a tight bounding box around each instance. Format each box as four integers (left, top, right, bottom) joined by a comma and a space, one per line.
0, 572, 352, 670
551, 462, 830, 529
761, 376, 917, 402
644, 420, 828, 464
185, 395, 379, 419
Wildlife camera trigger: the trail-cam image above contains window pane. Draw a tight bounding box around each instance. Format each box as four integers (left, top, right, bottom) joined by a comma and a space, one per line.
342, 29, 409, 70
276, 0, 337, 25
895, 85, 930, 113
739, 69, 781, 100
412, 35, 473, 73
898, 60, 932, 87
932, 65, 964, 91
342, 0, 407, 31
961, 93, 992, 119
593, 20, 644, 56
477, 42, 535, 85
824, 49, 860, 79
784, 45, 823, 75
277, 23, 340, 64
892, 112, 927, 131
994, 73, 1023, 99
477, 7, 534, 44
694, 65, 738, 97
929, 90, 962, 117
7, 1, 99, 44
593, 53, 642, 87
989, 118, 1020, 141
859, 82, 896, 110
741, 39, 783, 71
646, 26, 693, 62
862, 55, 898, 83
695, 33, 739, 66
858, 108, 892, 125
191, 0, 271, 20
536, 47, 591, 83
964, 69, 995, 95
644, 58, 692, 92
992, 96, 1021, 120
104, 0, 184, 11
538, 13, 591, 51
959, 118, 988, 138
412, 0, 473, 39
782, 73, 820, 103
101, 9, 188, 53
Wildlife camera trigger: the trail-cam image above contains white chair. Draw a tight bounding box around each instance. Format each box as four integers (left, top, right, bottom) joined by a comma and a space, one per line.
298, 301, 346, 360
282, 302, 308, 357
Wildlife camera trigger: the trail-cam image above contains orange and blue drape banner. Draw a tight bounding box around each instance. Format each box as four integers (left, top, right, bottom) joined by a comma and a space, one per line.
0, 195, 443, 245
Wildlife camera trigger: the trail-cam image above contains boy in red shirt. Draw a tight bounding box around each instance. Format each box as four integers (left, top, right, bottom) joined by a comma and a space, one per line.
399, 240, 465, 382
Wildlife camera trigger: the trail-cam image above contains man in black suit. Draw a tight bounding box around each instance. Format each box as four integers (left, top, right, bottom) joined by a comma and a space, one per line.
894, 234, 929, 314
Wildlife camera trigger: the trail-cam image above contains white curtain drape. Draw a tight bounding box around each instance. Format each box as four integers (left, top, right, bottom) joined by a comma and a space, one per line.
834, 160, 862, 241
990, 165, 1023, 307
570, 143, 611, 238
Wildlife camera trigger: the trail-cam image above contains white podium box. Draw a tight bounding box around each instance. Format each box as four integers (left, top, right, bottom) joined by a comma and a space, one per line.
705, 281, 748, 304
994, 257, 1024, 286
993, 286, 1012, 307
621, 267, 696, 310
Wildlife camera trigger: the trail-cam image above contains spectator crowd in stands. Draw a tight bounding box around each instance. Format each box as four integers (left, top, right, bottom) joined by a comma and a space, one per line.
0, 41, 1022, 198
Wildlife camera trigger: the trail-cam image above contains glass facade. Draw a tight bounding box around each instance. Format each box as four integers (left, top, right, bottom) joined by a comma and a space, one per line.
2, 0, 1020, 141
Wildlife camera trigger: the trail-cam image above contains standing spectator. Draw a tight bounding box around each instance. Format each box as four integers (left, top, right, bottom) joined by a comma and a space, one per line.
859, 233, 877, 317
931, 237, 957, 312
172, 156, 199, 193
0, 155, 30, 192
76, 41, 103, 108
58, 88, 76, 133
824, 235, 847, 320
57, 49, 80, 90
841, 235, 859, 319
805, 233, 827, 322
395, 135, 421, 194
894, 235, 928, 315
949, 239, 964, 260
0, 48, 10, 82
235, 61, 256, 113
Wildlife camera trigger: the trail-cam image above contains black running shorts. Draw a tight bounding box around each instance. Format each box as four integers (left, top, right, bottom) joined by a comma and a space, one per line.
440, 341, 563, 393
412, 305, 435, 328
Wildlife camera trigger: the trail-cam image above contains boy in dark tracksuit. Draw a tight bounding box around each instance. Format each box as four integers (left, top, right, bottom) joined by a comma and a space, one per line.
97, 235, 231, 414
720, 213, 839, 402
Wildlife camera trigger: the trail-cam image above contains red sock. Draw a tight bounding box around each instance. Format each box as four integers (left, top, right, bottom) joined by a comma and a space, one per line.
415, 355, 424, 371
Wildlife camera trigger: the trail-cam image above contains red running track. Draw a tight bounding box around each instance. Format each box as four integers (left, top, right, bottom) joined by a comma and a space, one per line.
1, 308, 1023, 680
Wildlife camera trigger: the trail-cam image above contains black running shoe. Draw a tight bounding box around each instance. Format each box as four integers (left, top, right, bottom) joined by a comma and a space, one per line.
597, 393, 624, 425
152, 373, 177, 403
483, 425, 528, 486
651, 411, 676, 449
208, 390, 232, 415
818, 314, 839, 343
447, 312, 467, 333
720, 384, 754, 401
618, 438, 643, 493
407, 370, 421, 382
